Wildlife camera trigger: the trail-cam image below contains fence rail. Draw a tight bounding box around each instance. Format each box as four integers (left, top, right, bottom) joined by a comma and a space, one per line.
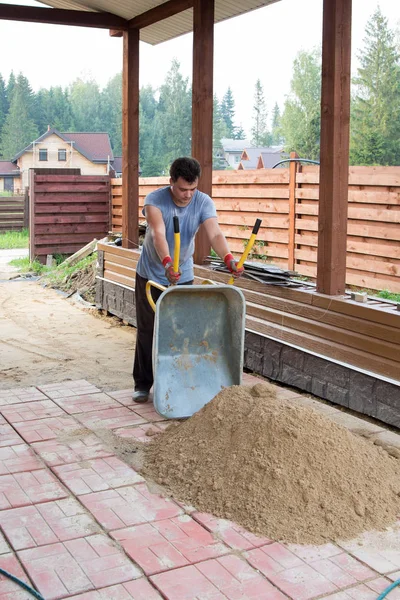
112, 165, 400, 293
0, 191, 28, 231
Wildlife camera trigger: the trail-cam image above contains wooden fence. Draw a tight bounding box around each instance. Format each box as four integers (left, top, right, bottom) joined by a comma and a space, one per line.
30, 173, 110, 262
111, 165, 400, 292
0, 191, 28, 231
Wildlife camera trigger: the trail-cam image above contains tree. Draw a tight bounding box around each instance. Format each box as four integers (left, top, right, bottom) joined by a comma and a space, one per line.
69, 77, 102, 131
212, 95, 228, 169
280, 48, 321, 159
101, 74, 122, 154
35, 86, 73, 134
220, 87, 236, 138
251, 79, 271, 146
139, 85, 164, 176
6, 71, 16, 109
157, 59, 192, 170
270, 102, 283, 145
0, 83, 38, 158
0, 74, 7, 135
350, 8, 400, 165
233, 124, 246, 140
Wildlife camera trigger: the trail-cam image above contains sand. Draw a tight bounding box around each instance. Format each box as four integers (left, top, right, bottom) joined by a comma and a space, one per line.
143, 382, 400, 544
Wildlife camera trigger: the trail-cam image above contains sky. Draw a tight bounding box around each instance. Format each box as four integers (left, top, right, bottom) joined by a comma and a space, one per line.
0, 0, 399, 136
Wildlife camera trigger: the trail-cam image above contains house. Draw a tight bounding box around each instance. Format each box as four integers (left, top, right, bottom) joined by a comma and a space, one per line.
0, 161, 22, 194
238, 146, 286, 170
4, 128, 116, 190
221, 138, 251, 169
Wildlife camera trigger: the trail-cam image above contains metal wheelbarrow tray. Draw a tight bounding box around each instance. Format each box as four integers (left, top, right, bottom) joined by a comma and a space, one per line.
152, 284, 246, 419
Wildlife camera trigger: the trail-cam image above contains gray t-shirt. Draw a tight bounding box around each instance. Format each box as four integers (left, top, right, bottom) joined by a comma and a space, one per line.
136, 185, 217, 285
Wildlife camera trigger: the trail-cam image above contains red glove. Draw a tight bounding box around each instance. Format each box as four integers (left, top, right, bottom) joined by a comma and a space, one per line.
162, 255, 181, 284
224, 253, 244, 278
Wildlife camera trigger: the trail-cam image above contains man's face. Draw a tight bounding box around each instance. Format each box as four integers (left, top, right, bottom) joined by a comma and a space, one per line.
170, 177, 198, 207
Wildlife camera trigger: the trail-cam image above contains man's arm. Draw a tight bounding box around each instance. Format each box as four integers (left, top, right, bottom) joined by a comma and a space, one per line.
145, 205, 171, 262
202, 217, 230, 258
202, 217, 244, 277
145, 205, 180, 283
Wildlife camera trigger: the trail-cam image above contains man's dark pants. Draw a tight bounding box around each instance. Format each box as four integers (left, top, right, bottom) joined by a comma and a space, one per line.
133, 272, 192, 392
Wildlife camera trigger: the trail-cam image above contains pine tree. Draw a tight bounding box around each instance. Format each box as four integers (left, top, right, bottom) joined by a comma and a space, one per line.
69, 77, 102, 131
280, 48, 321, 159
35, 86, 74, 134
0, 74, 7, 135
270, 102, 283, 145
350, 8, 400, 165
101, 74, 122, 154
6, 71, 16, 109
212, 95, 228, 169
233, 124, 245, 140
157, 59, 192, 170
0, 84, 38, 159
139, 85, 164, 176
251, 79, 271, 146
220, 87, 236, 138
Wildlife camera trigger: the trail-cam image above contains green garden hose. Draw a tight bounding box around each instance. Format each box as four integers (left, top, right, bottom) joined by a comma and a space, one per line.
0, 567, 45, 599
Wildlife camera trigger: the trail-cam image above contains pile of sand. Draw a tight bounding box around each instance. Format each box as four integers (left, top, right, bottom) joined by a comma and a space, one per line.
143, 383, 400, 544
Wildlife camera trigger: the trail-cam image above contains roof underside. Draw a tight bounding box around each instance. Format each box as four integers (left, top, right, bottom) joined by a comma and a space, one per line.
37, 0, 280, 45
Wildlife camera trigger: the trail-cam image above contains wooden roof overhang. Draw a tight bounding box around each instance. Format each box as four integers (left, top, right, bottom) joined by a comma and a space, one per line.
0, 0, 352, 295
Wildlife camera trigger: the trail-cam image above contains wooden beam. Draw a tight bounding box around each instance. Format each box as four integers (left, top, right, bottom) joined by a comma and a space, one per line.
122, 28, 140, 251
0, 3, 127, 30
128, 0, 193, 29
317, 0, 352, 295
192, 0, 214, 264
288, 150, 298, 271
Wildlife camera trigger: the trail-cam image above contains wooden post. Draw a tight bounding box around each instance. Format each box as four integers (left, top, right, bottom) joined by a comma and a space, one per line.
28, 170, 34, 262
23, 186, 29, 229
317, 0, 352, 295
192, 0, 214, 264
122, 28, 140, 250
288, 151, 298, 271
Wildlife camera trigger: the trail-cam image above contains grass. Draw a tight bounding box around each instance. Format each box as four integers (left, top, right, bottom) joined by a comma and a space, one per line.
42, 253, 96, 290
0, 228, 29, 249
9, 256, 46, 275
375, 289, 400, 303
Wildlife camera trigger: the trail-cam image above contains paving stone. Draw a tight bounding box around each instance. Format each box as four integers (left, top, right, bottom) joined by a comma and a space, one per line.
53, 456, 143, 495
321, 577, 400, 599
12, 415, 81, 443
0, 552, 37, 599
129, 403, 167, 423
0, 399, 66, 423
67, 579, 163, 599
266, 561, 339, 599
113, 423, 165, 444
0, 423, 24, 447
80, 484, 183, 530
151, 554, 287, 599
0, 532, 10, 555
245, 542, 304, 577
0, 470, 68, 509
76, 407, 147, 430
0, 444, 44, 474
18, 535, 141, 600
192, 512, 272, 550
107, 389, 136, 406
38, 380, 101, 399
338, 522, 400, 573
0, 387, 48, 406
32, 435, 114, 467
286, 542, 343, 562
1, 498, 102, 550
51, 393, 121, 414
112, 514, 229, 575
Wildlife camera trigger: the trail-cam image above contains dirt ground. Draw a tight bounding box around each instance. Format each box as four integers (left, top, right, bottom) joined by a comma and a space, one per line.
0, 279, 136, 392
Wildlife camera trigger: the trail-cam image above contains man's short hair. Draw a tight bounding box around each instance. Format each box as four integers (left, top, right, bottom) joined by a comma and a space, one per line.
170, 157, 201, 183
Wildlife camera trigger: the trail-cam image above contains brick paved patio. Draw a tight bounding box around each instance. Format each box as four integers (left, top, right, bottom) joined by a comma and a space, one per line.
1, 375, 399, 600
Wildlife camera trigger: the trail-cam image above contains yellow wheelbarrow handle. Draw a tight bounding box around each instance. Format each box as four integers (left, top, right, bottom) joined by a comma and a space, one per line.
146, 280, 167, 312
228, 218, 262, 285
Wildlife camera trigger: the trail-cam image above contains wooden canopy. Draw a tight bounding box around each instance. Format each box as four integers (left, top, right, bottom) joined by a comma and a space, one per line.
0, 0, 352, 295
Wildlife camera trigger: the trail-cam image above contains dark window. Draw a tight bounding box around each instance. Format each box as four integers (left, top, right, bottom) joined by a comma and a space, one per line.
4, 177, 14, 192
58, 149, 67, 161
39, 149, 48, 161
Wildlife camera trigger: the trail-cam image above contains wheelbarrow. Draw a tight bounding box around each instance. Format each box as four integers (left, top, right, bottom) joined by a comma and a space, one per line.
146, 217, 262, 419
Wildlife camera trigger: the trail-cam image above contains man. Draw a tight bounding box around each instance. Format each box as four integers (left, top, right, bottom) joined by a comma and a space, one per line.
133, 156, 243, 403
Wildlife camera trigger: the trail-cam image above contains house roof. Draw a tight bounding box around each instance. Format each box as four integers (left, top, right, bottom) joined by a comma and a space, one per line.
112, 156, 123, 174
0, 161, 20, 176
241, 145, 283, 169
12, 129, 114, 164
34, 0, 281, 46
221, 138, 251, 153
258, 148, 287, 169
